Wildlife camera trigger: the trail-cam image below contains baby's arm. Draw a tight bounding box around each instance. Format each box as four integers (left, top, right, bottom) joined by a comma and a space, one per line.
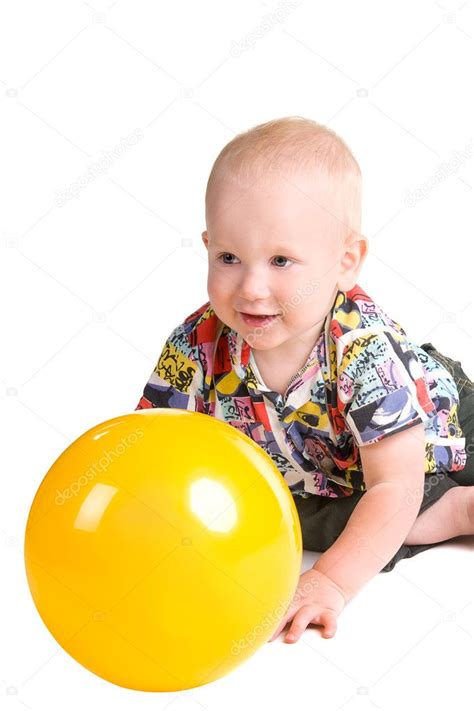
313, 422, 426, 601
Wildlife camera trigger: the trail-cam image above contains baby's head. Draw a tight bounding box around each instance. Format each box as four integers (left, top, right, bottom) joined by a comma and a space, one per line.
201, 116, 368, 356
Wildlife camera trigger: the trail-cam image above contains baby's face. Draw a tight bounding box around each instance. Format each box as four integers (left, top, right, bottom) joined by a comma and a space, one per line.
202, 170, 354, 359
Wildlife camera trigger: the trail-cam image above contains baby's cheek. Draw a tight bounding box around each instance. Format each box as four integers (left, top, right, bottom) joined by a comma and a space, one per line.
208, 271, 230, 296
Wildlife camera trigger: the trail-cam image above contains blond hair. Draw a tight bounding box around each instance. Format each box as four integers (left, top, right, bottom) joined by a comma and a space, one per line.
205, 116, 362, 242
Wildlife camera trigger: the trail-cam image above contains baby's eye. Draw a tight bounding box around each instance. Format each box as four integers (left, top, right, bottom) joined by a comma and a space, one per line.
219, 253, 238, 265
272, 255, 292, 268
217, 253, 293, 268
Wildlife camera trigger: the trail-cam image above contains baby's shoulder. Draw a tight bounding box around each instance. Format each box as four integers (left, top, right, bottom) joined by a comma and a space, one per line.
332, 285, 407, 353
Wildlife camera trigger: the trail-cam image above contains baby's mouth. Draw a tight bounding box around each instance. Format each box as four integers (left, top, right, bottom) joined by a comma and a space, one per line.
240, 312, 280, 326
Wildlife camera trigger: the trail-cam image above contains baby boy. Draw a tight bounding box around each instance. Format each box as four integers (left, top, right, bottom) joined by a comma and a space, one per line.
135, 116, 474, 644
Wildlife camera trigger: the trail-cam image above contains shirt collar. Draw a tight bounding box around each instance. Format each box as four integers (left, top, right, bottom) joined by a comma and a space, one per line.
227, 313, 328, 394
228, 328, 253, 382
226, 286, 355, 395
188, 287, 357, 390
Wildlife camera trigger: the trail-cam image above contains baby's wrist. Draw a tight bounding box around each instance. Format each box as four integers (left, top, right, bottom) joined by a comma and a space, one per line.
310, 565, 349, 606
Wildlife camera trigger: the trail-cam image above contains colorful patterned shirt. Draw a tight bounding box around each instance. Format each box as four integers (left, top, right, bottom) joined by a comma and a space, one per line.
135, 284, 467, 499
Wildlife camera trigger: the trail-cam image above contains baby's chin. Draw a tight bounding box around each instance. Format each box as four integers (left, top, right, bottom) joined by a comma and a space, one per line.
239, 323, 287, 350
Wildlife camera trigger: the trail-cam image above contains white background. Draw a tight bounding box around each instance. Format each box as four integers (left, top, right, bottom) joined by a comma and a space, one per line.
1, 0, 473, 709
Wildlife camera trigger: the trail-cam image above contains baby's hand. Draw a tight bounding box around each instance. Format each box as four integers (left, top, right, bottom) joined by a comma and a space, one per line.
268, 568, 347, 643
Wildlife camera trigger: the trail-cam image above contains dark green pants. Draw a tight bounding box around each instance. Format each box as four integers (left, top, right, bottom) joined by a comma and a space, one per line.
293, 342, 474, 573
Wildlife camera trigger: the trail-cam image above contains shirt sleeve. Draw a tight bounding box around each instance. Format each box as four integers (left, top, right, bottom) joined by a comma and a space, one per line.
134, 324, 205, 412
336, 328, 436, 447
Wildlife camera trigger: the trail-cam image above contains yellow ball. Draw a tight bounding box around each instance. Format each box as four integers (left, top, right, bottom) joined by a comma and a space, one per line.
24, 410, 302, 691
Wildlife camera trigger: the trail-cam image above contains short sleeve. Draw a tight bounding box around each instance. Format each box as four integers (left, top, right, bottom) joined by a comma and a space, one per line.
135, 324, 205, 412
336, 328, 436, 447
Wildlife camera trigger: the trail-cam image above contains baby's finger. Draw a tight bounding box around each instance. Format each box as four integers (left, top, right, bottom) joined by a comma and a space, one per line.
318, 610, 338, 637
285, 605, 317, 642
268, 618, 289, 643
268, 607, 298, 642
309, 609, 338, 638
268, 603, 300, 642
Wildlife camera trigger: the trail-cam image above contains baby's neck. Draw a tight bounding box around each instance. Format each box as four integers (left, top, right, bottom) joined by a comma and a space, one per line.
251, 326, 324, 396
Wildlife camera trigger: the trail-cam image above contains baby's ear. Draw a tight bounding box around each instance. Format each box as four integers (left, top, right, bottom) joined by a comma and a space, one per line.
201, 231, 209, 249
